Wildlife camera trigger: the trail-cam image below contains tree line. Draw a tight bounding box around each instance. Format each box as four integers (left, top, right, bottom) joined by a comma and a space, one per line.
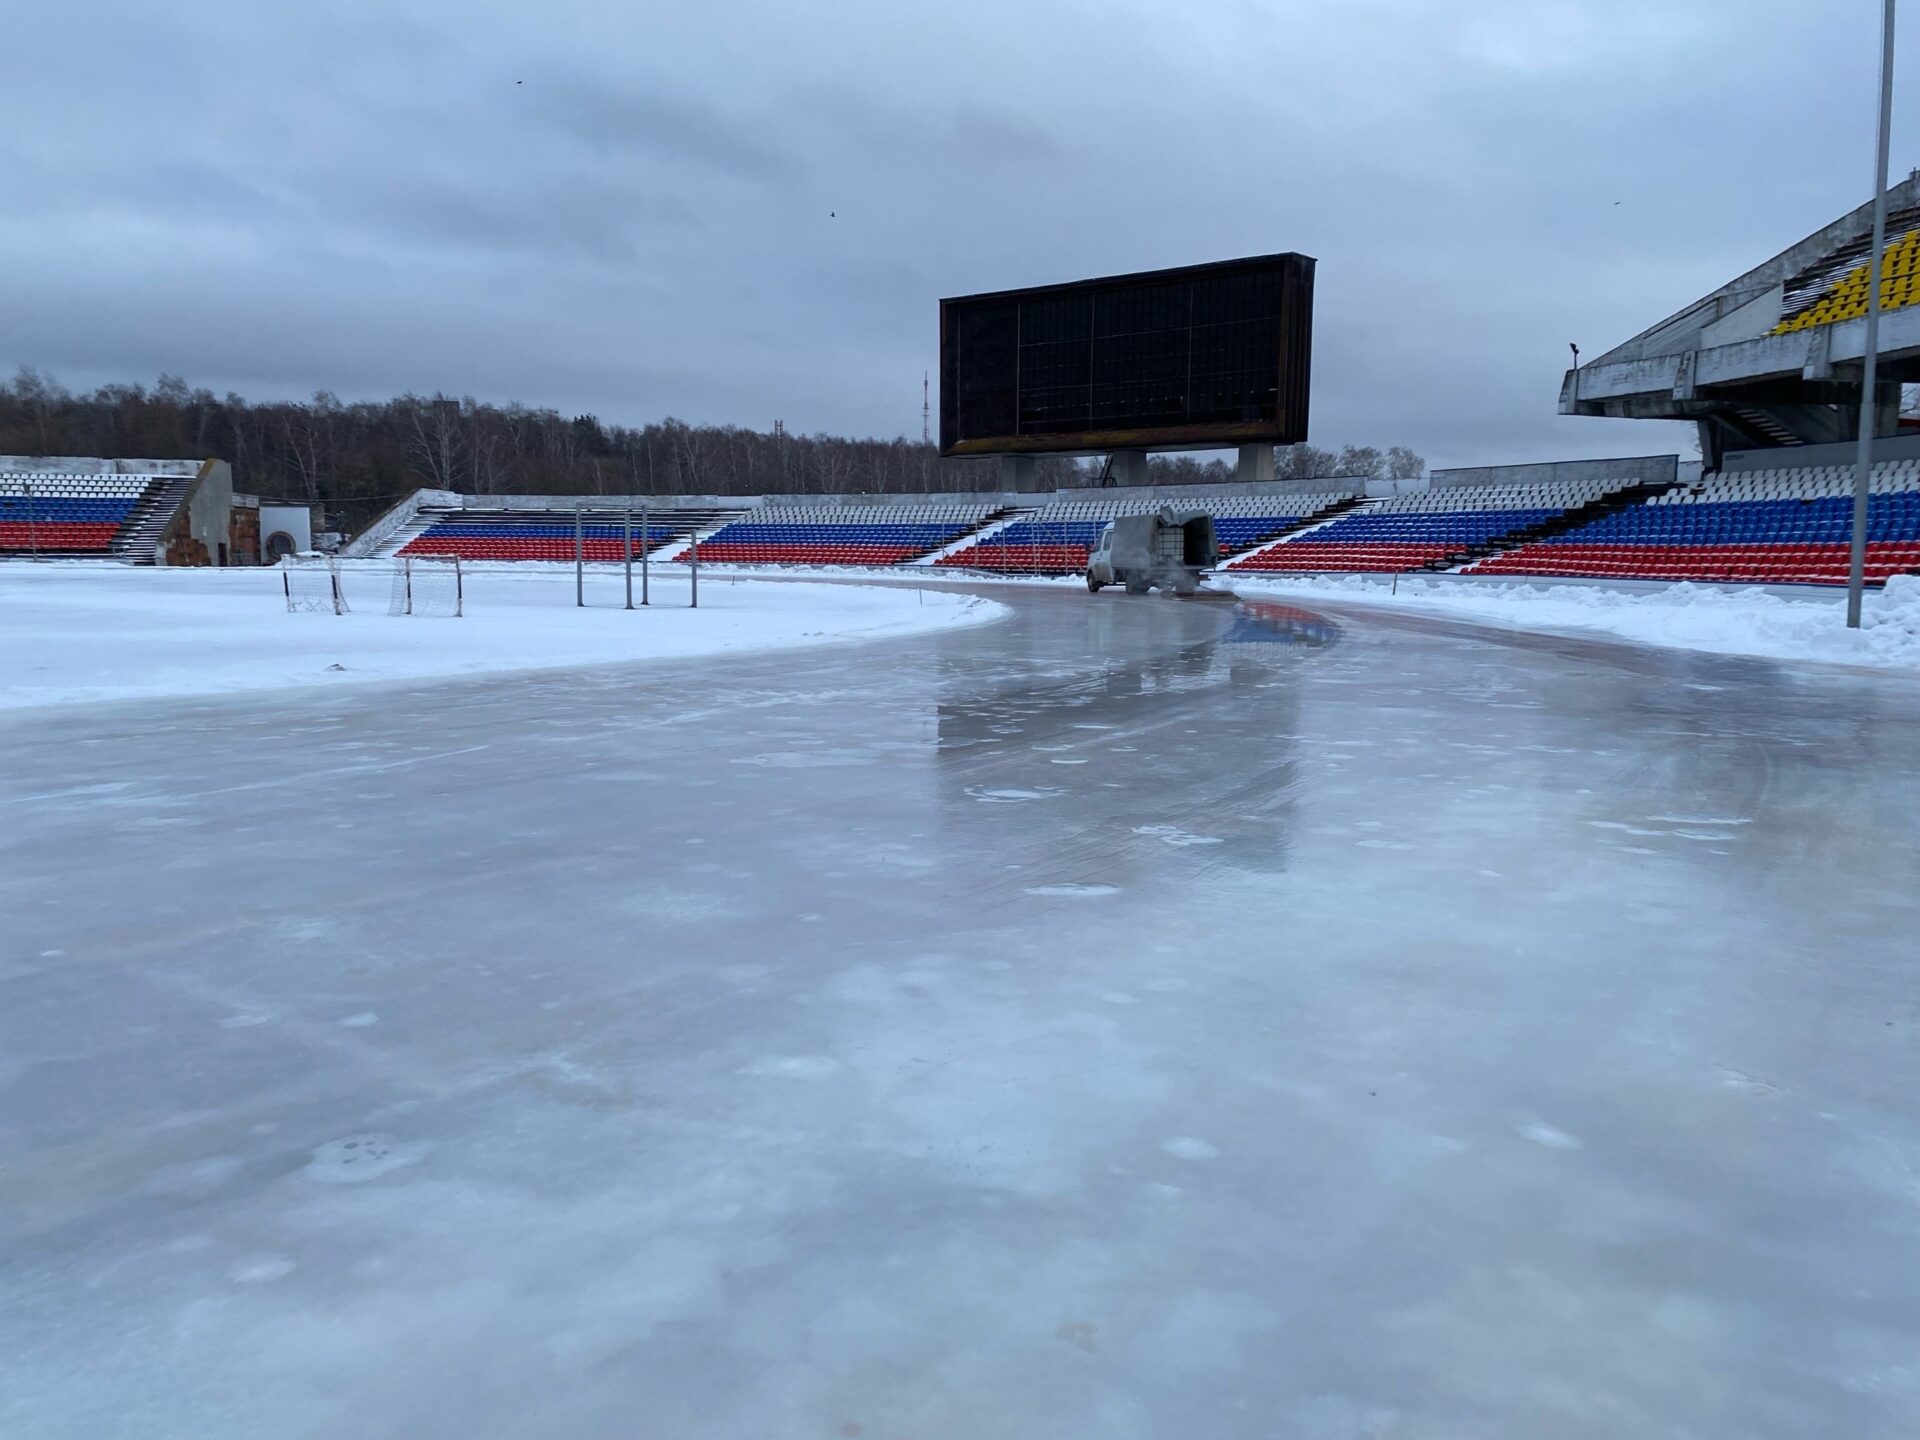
0, 369, 1423, 535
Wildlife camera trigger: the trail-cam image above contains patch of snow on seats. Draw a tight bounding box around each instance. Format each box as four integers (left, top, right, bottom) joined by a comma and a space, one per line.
1225, 572, 1920, 670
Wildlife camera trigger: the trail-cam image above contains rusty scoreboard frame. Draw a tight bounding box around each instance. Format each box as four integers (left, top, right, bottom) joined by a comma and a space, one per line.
938, 253, 1314, 457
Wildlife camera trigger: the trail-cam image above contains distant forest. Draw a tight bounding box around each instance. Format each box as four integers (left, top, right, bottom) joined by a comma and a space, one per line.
0, 369, 1424, 535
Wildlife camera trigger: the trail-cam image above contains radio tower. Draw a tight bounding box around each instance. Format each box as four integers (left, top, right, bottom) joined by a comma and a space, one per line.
921, 373, 930, 445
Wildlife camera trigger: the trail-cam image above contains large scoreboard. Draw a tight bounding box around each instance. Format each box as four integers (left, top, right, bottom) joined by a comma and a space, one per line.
938, 254, 1314, 457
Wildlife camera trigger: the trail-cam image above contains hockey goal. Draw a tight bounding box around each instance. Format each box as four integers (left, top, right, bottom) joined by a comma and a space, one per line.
388, 555, 463, 617
281, 555, 349, 615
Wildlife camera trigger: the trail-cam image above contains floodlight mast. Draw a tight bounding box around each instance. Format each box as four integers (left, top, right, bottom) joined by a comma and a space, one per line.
1848, 0, 1897, 628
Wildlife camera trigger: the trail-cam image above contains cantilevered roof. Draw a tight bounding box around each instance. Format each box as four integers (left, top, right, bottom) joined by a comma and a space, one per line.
1564, 172, 1920, 446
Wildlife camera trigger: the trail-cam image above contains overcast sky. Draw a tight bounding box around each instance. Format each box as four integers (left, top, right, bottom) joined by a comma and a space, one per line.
5, 1, 1916, 469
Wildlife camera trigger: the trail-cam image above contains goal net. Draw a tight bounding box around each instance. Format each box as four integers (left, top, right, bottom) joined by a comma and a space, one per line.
388, 555, 463, 617
281, 555, 349, 615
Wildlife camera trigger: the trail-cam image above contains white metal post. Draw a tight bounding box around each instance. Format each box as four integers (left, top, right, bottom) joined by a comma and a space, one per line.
575, 502, 585, 608
27, 479, 36, 558
690, 523, 699, 608
1849, 0, 1897, 628
623, 499, 634, 610
641, 505, 650, 605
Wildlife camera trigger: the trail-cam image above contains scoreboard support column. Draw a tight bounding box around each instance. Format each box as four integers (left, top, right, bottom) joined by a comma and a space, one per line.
1111, 450, 1150, 487
999, 456, 1039, 492
1236, 444, 1275, 485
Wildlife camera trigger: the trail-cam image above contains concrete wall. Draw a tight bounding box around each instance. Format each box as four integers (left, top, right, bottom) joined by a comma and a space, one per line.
259, 503, 314, 559
183, 460, 233, 562
1722, 433, 1920, 472
159, 460, 235, 566
0, 456, 201, 476
366, 476, 1373, 520
1429, 454, 1679, 490
338, 488, 461, 557
1363, 477, 1430, 498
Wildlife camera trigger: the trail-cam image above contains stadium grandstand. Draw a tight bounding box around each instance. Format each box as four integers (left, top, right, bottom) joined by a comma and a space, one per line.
1223, 474, 1657, 575
348, 449, 1920, 589
1469, 449, 1920, 586
347, 483, 1383, 574
0, 457, 238, 565
391, 500, 740, 563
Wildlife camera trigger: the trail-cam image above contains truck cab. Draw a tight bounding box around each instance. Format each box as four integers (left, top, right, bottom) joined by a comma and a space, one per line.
1086, 524, 1125, 591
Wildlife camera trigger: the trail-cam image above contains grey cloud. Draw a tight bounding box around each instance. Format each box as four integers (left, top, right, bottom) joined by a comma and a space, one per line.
1, 0, 1914, 467
522, 75, 794, 183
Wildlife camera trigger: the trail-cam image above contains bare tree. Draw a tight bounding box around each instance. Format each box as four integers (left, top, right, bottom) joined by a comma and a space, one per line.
1275, 443, 1341, 480
0, 366, 1433, 530
403, 394, 465, 490
282, 392, 341, 502
11, 366, 67, 453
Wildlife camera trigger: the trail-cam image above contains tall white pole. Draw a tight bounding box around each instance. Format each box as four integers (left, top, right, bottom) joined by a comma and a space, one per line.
574, 502, 585, 608
623, 499, 634, 610
1848, 0, 1897, 628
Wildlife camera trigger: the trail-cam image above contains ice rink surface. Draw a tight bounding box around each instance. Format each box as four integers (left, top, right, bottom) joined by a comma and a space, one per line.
4, 586, 1919, 1439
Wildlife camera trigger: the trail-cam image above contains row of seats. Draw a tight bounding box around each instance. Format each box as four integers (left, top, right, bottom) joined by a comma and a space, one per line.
1370, 481, 1614, 513
0, 473, 162, 553
1540, 498, 1918, 544
0, 474, 158, 497
1472, 543, 1920, 585
691, 507, 988, 566
694, 544, 925, 566
750, 505, 993, 523
1774, 224, 1920, 333
409, 523, 682, 539
1656, 463, 1919, 502
1230, 541, 1457, 573
401, 535, 680, 562
941, 544, 1092, 573
0, 498, 140, 521
0, 522, 122, 551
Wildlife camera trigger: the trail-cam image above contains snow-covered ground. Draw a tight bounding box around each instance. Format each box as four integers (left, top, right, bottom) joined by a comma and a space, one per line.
1225, 572, 1920, 670
0, 562, 1007, 710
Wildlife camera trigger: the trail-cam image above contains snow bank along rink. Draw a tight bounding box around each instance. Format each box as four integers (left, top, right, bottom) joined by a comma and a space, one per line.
1225, 570, 1920, 671
0, 561, 1009, 710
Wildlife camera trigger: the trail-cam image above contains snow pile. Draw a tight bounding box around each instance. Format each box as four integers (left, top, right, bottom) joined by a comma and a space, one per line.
1226, 571, 1920, 670
0, 563, 1008, 711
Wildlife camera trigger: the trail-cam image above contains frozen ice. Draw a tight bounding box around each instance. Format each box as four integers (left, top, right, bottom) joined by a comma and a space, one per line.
3, 584, 1919, 1437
